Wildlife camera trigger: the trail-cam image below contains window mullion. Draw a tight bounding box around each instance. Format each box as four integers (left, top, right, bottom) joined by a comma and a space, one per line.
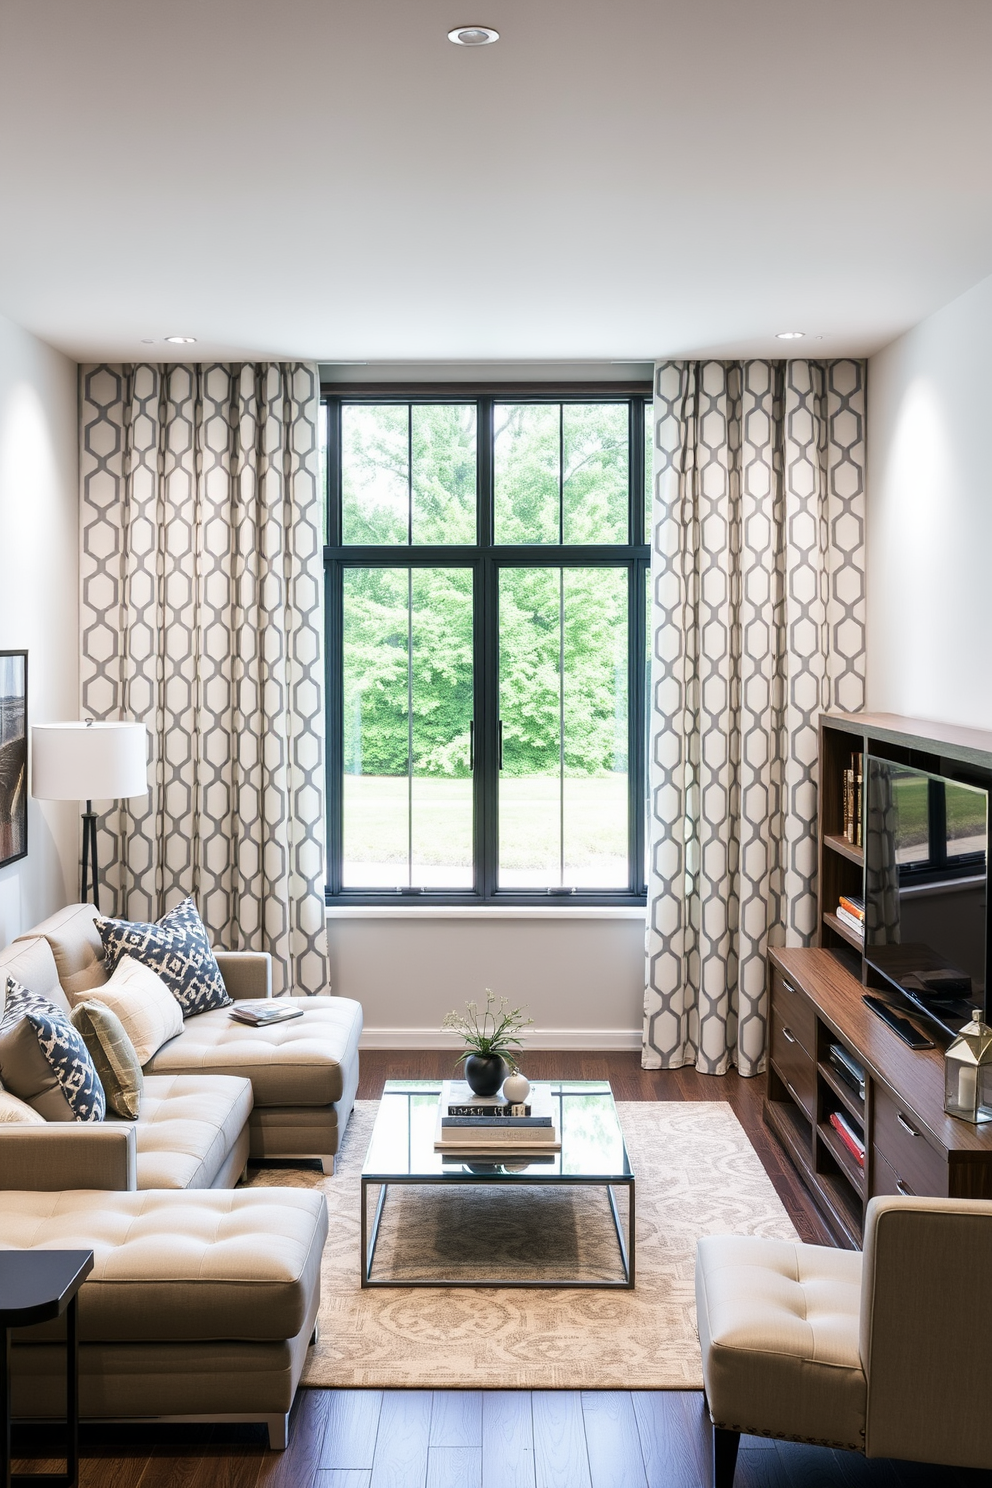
478, 397, 498, 899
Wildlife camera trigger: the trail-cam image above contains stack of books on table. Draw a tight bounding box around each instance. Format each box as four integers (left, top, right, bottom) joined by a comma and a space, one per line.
433, 1080, 561, 1154
835, 894, 865, 940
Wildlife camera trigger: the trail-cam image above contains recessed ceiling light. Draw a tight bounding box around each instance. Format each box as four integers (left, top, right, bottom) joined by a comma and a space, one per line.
776, 331, 805, 340
448, 25, 499, 45
140, 339, 154, 345
165, 335, 197, 345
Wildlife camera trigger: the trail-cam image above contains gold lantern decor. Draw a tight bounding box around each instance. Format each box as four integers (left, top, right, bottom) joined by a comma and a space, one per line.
943, 1008, 992, 1123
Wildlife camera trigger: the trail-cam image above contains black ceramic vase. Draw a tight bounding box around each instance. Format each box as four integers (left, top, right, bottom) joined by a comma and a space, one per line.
463, 1053, 507, 1096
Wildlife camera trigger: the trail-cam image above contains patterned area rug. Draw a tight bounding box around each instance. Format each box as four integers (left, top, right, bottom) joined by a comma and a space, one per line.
247, 1100, 798, 1390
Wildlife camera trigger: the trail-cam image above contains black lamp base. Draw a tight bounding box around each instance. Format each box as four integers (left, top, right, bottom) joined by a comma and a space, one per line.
80, 801, 101, 912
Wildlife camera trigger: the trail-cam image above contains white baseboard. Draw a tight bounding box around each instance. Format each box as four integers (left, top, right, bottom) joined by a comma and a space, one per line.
359, 1026, 643, 1052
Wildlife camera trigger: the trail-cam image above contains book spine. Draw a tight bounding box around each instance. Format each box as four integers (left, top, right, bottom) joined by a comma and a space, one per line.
854, 752, 863, 847
829, 1111, 865, 1166
843, 767, 853, 841
437, 1131, 559, 1144
838, 896, 865, 922
447, 1104, 531, 1118
835, 907, 865, 938
441, 1116, 553, 1128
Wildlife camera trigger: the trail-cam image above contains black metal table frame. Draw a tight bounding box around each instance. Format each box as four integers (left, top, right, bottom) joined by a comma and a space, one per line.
360, 1170, 636, 1289
1, 1251, 92, 1488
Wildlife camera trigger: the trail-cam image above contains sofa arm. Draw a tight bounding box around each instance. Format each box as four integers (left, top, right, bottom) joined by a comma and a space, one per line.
0, 1123, 137, 1190
215, 950, 272, 1001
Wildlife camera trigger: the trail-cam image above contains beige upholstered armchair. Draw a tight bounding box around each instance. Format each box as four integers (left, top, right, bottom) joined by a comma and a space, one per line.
696, 1195, 992, 1487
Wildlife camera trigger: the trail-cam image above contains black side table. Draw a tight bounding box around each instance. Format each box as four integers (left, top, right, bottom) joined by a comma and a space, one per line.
0, 1251, 94, 1488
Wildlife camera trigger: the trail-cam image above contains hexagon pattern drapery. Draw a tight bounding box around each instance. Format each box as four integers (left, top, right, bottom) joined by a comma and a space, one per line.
78, 362, 329, 997
643, 360, 866, 1075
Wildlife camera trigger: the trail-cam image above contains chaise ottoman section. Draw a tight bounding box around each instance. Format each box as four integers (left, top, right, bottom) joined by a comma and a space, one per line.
2, 1186, 328, 1447
127, 1074, 253, 1189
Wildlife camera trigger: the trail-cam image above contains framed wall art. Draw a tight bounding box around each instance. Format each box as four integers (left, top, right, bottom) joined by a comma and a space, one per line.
0, 650, 27, 868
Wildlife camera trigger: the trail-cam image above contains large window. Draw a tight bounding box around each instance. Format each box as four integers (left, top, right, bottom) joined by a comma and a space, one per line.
323, 388, 651, 903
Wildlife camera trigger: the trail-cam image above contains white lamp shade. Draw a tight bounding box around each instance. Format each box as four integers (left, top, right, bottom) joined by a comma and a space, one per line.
31, 722, 148, 802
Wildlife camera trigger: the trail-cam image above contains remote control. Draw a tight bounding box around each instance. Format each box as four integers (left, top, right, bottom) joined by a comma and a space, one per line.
862, 995, 935, 1049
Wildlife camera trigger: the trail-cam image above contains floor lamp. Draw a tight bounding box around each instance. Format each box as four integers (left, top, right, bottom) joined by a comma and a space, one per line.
31, 721, 148, 912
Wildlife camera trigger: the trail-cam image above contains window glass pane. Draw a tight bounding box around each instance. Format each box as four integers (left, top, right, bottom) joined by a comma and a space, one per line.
410, 568, 473, 886
498, 566, 628, 889
499, 567, 561, 885
494, 404, 559, 544
644, 398, 653, 542
411, 404, 477, 544
341, 405, 409, 544
562, 404, 628, 543
342, 566, 473, 888
562, 568, 628, 887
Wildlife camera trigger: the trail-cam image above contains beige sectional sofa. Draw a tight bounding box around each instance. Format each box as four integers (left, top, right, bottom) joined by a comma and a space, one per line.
0, 933, 253, 1190
9, 901, 363, 1172
0, 901, 364, 1446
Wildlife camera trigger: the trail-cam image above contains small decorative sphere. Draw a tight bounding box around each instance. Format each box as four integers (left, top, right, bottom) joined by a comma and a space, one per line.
502, 1071, 530, 1103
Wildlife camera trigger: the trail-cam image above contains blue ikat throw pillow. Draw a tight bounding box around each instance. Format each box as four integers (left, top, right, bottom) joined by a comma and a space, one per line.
96, 897, 231, 1018
0, 977, 106, 1122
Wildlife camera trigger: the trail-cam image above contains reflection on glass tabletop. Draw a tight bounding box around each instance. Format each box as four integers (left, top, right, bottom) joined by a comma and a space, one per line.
363, 1080, 632, 1181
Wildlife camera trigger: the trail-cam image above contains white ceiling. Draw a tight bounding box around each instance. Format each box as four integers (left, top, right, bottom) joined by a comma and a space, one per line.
1, 0, 991, 364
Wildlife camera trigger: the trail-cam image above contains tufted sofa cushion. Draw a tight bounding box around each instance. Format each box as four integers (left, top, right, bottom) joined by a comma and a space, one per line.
695, 1233, 866, 1450
3, 1188, 327, 1343
142, 998, 362, 1106
128, 1074, 252, 1189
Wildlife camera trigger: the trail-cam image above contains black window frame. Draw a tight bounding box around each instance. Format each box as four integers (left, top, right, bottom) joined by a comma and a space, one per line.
322, 380, 652, 906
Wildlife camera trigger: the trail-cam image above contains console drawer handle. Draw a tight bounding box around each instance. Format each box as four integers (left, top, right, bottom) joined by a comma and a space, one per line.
782, 981, 798, 996
782, 1027, 797, 1044
896, 1113, 920, 1138
895, 1178, 913, 1196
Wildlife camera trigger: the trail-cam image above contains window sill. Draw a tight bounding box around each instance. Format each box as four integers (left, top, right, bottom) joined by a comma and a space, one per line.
325, 903, 646, 921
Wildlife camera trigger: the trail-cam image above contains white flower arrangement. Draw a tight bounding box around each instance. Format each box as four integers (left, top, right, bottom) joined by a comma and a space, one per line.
440, 988, 534, 1071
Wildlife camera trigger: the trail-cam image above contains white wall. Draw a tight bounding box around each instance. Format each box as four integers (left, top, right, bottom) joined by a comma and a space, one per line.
328, 908, 646, 1048
867, 272, 992, 729
0, 313, 78, 943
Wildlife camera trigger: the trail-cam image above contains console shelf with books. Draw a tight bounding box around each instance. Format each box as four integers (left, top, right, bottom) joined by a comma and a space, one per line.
765, 712, 992, 1248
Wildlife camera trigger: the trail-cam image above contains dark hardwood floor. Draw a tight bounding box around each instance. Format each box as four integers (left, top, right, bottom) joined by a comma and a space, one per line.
14, 1052, 990, 1488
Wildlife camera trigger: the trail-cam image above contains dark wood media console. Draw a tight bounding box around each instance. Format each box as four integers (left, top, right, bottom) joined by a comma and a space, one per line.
764, 711, 992, 1248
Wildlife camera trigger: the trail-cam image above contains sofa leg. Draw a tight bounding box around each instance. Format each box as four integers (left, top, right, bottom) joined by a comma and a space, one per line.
310, 1321, 320, 1346
266, 1413, 289, 1450
320, 1155, 335, 1176
713, 1427, 740, 1488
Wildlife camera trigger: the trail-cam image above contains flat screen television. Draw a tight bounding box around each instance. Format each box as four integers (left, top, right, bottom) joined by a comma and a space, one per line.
864, 756, 989, 1038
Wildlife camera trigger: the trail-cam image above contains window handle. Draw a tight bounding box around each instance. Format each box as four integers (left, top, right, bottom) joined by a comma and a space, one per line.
498, 720, 503, 770
469, 721, 474, 772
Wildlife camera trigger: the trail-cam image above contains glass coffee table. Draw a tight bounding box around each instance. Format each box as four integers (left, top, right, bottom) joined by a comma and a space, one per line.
361, 1080, 634, 1289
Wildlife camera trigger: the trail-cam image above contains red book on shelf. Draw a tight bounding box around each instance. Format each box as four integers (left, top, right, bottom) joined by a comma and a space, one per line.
829, 1110, 865, 1168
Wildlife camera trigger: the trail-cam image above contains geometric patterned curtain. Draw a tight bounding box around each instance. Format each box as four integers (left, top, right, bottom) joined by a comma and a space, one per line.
643, 359, 866, 1075
78, 362, 329, 997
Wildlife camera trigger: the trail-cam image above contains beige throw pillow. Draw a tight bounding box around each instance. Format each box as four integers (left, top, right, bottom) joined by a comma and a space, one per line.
84, 955, 183, 1066
0, 1089, 46, 1124
70, 1000, 144, 1119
